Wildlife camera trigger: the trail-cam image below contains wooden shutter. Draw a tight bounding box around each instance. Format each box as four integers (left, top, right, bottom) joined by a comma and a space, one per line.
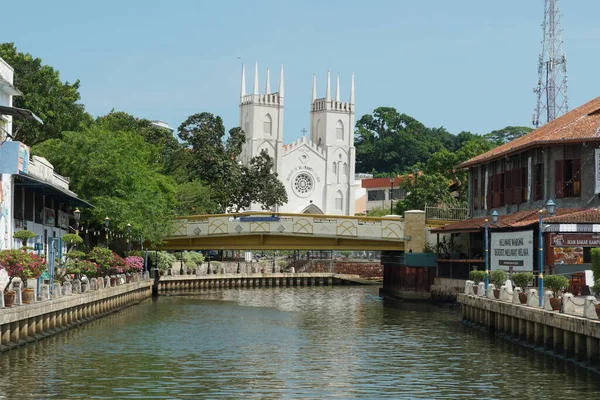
521, 167, 528, 202
504, 170, 513, 205
535, 163, 544, 201
555, 160, 564, 198
573, 158, 581, 197
513, 168, 522, 204
473, 177, 478, 210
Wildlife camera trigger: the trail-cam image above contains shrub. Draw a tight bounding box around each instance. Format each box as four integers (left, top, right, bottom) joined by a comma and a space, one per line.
469, 270, 486, 283
592, 248, 600, 287
13, 230, 36, 247
124, 256, 144, 272
489, 269, 507, 288
544, 274, 569, 297
182, 252, 204, 268
0, 249, 47, 291
62, 234, 83, 252
150, 251, 177, 271
88, 247, 113, 276
512, 272, 534, 289
79, 260, 98, 277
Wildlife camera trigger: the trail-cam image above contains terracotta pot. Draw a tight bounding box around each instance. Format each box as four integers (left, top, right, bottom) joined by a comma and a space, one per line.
110, 277, 117, 287
493, 288, 500, 299
549, 297, 561, 311
22, 288, 35, 304
595, 305, 600, 319
125, 274, 132, 283
473, 286, 478, 295
3, 291, 15, 307
519, 292, 527, 304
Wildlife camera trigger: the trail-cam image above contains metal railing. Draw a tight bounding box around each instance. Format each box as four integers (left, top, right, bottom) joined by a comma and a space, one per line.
425, 206, 469, 221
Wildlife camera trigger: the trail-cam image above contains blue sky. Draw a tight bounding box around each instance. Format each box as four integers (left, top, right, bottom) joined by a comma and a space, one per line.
3, 0, 600, 143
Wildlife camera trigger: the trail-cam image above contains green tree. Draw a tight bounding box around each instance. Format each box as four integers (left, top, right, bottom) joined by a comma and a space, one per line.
178, 112, 287, 212
175, 180, 218, 215
0, 42, 92, 145
483, 126, 532, 145
33, 126, 176, 244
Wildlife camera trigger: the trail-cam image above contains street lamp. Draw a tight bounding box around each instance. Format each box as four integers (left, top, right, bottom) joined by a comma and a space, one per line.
389, 177, 395, 215
74, 208, 81, 233
539, 199, 556, 307
126, 223, 132, 253
491, 210, 499, 225
104, 216, 111, 247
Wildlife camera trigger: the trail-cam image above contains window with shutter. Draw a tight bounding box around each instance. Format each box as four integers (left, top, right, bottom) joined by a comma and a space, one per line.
473, 176, 478, 210
499, 173, 505, 206
512, 168, 522, 204
555, 160, 564, 198
534, 163, 544, 200
572, 158, 581, 197
521, 167, 528, 202
504, 169, 513, 205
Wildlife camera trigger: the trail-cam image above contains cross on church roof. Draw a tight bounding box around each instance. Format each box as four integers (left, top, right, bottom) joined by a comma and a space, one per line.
301, 128, 307, 136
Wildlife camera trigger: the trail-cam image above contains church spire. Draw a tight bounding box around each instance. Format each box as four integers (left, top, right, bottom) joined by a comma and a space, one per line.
240, 64, 246, 99
265, 68, 271, 93
312, 74, 317, 102
253, 62, 259, 95
279, 65, 284, 97
350, 73, 355, 105
325, 70, 331, 101
335, 74, 340, 102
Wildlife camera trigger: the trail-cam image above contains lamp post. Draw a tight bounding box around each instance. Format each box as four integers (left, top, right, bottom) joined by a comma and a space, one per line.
126, 223, 132, 253
74, 208, 81, 234
389, 177, 394, 215
539, 199, 556, 307
104, 216, 111, 248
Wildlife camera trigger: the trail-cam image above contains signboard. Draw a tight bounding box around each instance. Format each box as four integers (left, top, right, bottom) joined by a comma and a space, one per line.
550, 233, 600, 265
44, 208, 55, 226
239, 216, 280, 222
0, 141, 30, 175
596, 148, 600, 194
490, 230, 533, 272
57, 210, 69, 230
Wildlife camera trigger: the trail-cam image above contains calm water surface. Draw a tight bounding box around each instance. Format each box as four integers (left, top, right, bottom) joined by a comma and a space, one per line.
1, 286, 599, 399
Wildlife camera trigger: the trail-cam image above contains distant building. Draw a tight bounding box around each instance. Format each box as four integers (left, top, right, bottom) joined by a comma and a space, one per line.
361, 175, 417, 213
151, 120, 175, 135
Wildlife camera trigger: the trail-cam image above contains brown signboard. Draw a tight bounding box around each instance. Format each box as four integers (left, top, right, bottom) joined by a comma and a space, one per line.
550, 233, 600, 247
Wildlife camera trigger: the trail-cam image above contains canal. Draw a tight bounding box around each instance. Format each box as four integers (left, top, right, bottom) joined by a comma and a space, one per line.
1, 286, 600, 399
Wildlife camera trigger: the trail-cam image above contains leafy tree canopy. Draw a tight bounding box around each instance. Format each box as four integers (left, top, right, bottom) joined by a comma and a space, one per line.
0, 42, 92, 145
33, 126, 176, 244
483, 126, 532, 146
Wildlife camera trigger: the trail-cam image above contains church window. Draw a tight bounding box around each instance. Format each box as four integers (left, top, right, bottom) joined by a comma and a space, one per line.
336, 120, 344, 140
294, 173, 314, 195
244, 114, 249, 135
343, 162, 347, 176
332, 162, 337, 175
263, 114, 272, 135
335, 191, 343, 210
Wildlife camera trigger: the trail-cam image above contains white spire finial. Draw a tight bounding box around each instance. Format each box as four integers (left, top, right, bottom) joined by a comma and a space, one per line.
279, 65, 284, 97
335, 74, 340, 102
326, 70, 331, 101
350, 73, 355, 104
240, 64, 246, 99
312, 74, 317, 102
253, 62, 259, 95
265, 68, 271, 93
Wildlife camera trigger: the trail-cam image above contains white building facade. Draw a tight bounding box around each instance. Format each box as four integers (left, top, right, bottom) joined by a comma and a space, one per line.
239, 63, 357, 215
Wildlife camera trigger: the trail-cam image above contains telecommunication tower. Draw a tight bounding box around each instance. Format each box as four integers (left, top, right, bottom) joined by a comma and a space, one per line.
533, 0, 568, 128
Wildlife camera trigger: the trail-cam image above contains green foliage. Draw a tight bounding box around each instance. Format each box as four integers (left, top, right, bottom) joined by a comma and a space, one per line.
34, 126, 176, 244
511, 272, 534, 289
182, 251, 204, 268
591, 248, 600, 287
149, 251, 177, 271
13, 230, 36, 247
175, 180, 218, 215
367, 207, 391, 217
544, 274, 569, 297
469, 270, 486, 283
489, 269, 507, 288
483, 126, 532, 146
0, 42, 92, 145
62, 233, 83, 253
177, 113, 287, 212
88, 247, 113, 270
594, 278, 600, 293
66, 251, 86, 259
340, 251, 352, 258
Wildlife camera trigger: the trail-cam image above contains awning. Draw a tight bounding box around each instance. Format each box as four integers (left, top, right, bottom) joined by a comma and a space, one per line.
0, 76, 21, 96
0, 105, 43, 124
14, 174, 93, 208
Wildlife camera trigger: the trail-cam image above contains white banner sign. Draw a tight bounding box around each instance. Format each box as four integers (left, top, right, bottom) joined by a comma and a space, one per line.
527, 156, 532, 201
490, 230, 534, 272
595, 148, 600, 194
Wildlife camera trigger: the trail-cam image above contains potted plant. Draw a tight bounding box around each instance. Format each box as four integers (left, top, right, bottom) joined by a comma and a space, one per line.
544, 274, 569, 310
512, 272, 534, 304
0, 249, 47, 305
88, 247, 114, 277
469, 270, 486, 294
124, 256, 144, 282
489, 269, 507, 298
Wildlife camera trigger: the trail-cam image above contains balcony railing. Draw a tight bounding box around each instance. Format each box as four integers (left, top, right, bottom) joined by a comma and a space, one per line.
425, 206, 469, 221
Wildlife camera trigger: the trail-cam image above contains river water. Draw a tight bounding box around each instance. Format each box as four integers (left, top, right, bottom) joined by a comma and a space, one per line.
1, 286, 599, 399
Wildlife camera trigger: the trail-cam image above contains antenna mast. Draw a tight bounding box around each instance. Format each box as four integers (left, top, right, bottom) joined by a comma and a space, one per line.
533, 0, 568, 128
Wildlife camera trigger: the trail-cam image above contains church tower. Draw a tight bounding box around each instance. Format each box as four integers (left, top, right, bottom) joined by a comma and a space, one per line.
310, 71, 356, 215
239, 63, 284, 174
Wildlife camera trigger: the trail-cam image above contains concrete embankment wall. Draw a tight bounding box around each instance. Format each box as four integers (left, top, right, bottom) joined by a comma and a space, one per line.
157, 273, 370, 293
459, 293, 600, 367
0, 280, 153, 352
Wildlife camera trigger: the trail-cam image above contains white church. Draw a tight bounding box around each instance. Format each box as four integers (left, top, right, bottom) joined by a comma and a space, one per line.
239, 63, 357, 216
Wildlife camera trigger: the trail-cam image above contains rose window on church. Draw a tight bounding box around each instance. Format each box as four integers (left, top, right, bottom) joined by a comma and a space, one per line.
294, 173, 314, 195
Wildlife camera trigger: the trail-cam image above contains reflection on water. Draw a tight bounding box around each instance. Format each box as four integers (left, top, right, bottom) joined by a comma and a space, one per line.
1, 286, 599, 399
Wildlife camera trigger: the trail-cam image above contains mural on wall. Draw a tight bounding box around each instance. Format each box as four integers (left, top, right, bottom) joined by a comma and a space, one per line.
18, 143, 29, 174
0, 174, 11, 250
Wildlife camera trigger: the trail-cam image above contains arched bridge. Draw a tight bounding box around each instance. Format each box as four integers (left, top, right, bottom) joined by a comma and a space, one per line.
159, 212, 408, 251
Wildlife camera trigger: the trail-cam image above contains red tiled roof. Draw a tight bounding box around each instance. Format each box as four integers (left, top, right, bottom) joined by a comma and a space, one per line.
457, 96, 600, 169
361, 175, 413, 189
430, 208, 590, 233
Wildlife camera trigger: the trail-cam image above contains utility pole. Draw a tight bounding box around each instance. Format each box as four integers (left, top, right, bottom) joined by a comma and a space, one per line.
533, 0, 568, 128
